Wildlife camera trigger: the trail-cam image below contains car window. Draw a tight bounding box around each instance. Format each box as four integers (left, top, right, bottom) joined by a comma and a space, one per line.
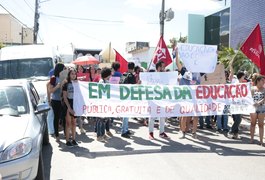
30, 83, 40, 103
0, 86, 29, 115
0, 58, 53, 79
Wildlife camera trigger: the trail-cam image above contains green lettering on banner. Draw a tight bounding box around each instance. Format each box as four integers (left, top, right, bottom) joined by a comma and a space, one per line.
131, 85, 145, 100
182, 87, 192, 99
163, 86, 172, 99
88, 83, 98, 99
173, 87, 182, 99
98, 84, 110, 99
154, 85, 163, 100
145, 86, 153, 100
131, 86, 138, 100
120, 85, 130, 100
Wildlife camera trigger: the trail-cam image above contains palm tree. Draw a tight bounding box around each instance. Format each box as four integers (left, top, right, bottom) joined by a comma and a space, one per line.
218, 46, 259, 75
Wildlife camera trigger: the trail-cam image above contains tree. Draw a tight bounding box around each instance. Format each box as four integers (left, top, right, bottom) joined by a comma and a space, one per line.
218, 46, 259, 75
168, 35, 187, 48
0, 42, 5, 49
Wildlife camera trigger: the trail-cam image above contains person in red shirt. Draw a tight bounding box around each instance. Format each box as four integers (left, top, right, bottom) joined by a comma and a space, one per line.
93, 68, 101, 82
76, 65, 89, 81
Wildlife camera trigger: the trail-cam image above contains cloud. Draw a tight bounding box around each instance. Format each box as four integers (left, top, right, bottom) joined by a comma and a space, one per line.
125, 0, 222, 12
124, 0, 160, 9
167, 0, 223, 13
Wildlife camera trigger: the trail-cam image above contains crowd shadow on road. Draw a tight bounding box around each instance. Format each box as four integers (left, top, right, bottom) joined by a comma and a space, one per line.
50, 118, 265, 161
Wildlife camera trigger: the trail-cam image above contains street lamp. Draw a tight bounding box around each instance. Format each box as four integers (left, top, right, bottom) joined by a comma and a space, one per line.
160, 0, 174, 37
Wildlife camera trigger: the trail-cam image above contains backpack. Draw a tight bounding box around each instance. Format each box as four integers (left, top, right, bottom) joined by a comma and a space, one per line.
119, 73, 131, 84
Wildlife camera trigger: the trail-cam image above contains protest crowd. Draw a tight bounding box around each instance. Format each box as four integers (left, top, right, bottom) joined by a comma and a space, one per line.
46, 47, 265, 148
45, 24, 265, 148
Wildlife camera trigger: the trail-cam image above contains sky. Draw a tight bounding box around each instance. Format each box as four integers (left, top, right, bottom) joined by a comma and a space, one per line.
0, 0, 228, 54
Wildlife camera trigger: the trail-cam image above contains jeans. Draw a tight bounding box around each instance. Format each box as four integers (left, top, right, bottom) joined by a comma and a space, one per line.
47, 107, 54, 134
149, 117, 165, 134
216, 115, 229, 131
105, 119, 110, 132
51, 100, 62, 137
199, 116, 211, 128
121, 117, 129, 134
96, 118, 105, 137
231, 114, 242, 134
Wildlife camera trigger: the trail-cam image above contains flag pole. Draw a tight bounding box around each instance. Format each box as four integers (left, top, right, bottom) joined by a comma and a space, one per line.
147, 58, 153, 71
229, 50, 240, 68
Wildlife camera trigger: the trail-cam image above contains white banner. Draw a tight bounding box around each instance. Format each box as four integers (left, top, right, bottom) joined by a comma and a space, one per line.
73, 82, 255, 118
177, 43, 217, 73
140, 72, 179, 85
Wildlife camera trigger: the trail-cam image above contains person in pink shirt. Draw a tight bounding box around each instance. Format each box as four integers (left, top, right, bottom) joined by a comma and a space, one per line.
93, 68, 101, 82
76, 65, 89, 81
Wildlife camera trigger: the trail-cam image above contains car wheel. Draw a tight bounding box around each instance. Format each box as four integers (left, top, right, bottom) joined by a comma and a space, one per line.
36, 152, 45, 180
43, 124, 49, 145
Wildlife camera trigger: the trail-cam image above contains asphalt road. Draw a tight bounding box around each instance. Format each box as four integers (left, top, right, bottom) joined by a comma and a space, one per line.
43, 117, 265, 180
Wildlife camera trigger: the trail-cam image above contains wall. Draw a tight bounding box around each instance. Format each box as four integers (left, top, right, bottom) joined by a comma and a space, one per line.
0, 14, 33, 45
188, 14, 205, 44
230, 0, 265, 49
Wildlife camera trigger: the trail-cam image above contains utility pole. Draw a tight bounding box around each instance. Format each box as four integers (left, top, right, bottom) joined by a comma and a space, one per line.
160, 0, 165, 38
159, 0, 174, 38
33, 0, 39, 44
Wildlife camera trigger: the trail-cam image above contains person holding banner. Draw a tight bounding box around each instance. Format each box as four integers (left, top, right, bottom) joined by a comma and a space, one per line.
229, 65, 246, 139
62, 68, 78, 146
250, 75, 265, 146
148, 60, 169, 140
175, 48, 199, 139
76, 65, 88, 134
120, 62, 137, 139
96, 67, 114, 142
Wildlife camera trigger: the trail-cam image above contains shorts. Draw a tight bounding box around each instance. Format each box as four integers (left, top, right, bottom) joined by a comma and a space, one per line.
255, 105, 265, 114
66, 98, 76, 118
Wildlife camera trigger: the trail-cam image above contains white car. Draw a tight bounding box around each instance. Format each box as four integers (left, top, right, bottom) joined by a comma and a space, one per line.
0, 80, 50, 180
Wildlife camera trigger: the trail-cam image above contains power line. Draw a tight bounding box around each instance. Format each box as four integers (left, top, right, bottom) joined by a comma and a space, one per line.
23, 0, 34, 12
13, 0, 34, 20
0, 3, 33, 31
44, 15, 104, 43
42, 13, 158, 25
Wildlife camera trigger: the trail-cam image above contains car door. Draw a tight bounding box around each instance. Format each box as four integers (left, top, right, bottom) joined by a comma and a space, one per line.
29, 83, 45, 132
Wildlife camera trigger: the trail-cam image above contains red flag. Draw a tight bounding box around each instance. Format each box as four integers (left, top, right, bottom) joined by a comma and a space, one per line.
114, 49, 128, 73
240, 24, 265, 75
151, 36, 173, 66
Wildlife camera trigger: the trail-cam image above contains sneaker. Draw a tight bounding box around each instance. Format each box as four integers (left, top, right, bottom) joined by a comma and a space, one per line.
106, 131, 113, 137
216, 129, 222, 134
103, 134, 109, 140
56, 136, 60, 143
232, 133, 239, 139
180, 132, 186, 139
192, 133, 197, 139
66, 141, 73, 147
126, 130, 133, 135
97, 136, 106, 142
121, 133, 131, 139
80, 128, 85, 134
72, 140, 78, 146
159, 132, 169, 138
198, 126, 204, 129
149, 132, 154, 140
